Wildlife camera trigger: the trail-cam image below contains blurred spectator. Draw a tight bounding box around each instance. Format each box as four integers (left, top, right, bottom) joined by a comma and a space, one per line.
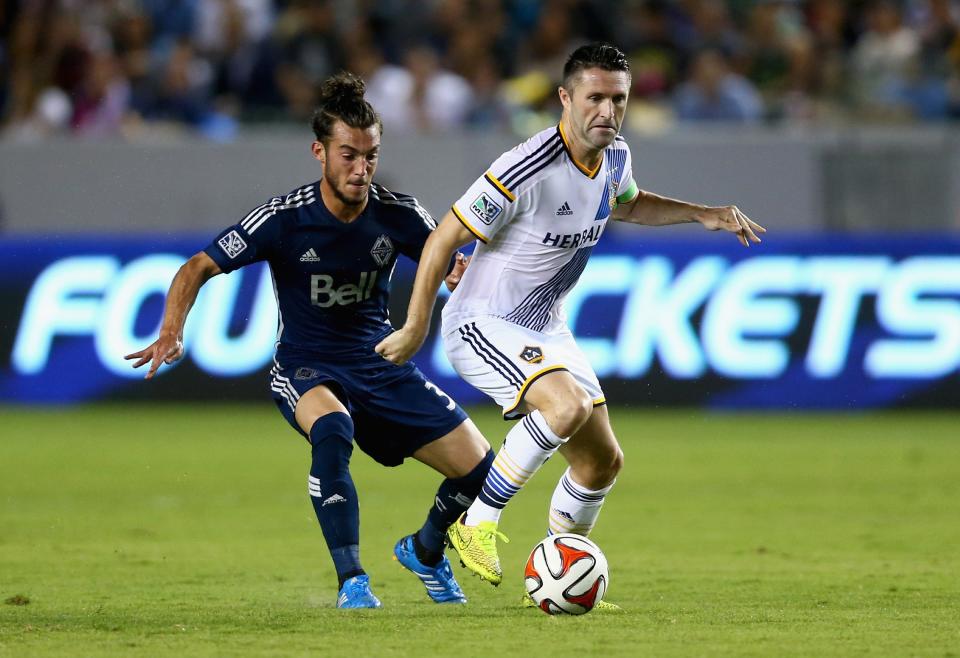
620, 0, 686, 102
805, 0, 857, 118
366, 43, 473, 134
193, 0, 272, 111
518, 0, 579, 78
4, 0, 960, 137
72, 49, 130, 137
274, 0, 346, 120
688, 0, 746, 61
851, 0, 921, 118
743, 0, 815, 120
674, 47, 763, 121
465, 55, 511, 129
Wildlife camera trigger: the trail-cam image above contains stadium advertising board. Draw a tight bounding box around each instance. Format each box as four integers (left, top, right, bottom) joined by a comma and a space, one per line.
1, 234, 958, 408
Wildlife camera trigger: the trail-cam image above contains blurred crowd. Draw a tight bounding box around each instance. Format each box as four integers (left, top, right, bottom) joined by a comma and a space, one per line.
2, 0, 960, 141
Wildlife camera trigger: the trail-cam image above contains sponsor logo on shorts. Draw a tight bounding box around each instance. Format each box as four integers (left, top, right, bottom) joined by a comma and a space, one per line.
520, 345, 544, 364
470, 193, 502, 225
218, 230, 247, 258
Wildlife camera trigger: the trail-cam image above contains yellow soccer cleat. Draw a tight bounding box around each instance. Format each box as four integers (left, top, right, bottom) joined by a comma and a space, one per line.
446, 514, 509, 586
521, 593, 623, 612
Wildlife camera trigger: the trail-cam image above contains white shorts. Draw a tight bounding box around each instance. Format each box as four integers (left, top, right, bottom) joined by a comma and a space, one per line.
443, 317, 605, 419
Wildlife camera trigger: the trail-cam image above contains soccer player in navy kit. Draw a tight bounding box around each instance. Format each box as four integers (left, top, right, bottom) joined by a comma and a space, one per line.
125, 73, 494, 609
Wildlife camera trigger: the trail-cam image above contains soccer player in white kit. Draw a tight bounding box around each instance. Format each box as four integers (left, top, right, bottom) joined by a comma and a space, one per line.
376, 44, 765, 603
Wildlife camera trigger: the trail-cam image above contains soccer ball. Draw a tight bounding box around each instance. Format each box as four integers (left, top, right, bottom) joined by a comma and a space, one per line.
524, 533, 609, 615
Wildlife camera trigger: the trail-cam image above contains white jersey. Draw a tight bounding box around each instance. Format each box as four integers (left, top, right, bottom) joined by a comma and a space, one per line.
443, 123, 639, 336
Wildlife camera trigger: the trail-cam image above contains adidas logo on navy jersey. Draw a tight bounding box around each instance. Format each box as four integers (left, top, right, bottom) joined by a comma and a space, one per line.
300, 248, 321, 262
556, 202, 573, 216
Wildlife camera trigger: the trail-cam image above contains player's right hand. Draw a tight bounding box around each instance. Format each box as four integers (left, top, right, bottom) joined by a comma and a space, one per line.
124, 336, 184, 380
374, 326, 424, 365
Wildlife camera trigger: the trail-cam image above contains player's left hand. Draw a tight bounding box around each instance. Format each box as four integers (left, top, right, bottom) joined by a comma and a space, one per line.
375, 326, 425, 365
444, 252, 470, 292
695, 205, 766, 247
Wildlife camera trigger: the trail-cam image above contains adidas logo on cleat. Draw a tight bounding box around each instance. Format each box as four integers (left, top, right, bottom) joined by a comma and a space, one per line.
322, 493, 347, 506
556, 202, 573, 216
300, 248, 321, 262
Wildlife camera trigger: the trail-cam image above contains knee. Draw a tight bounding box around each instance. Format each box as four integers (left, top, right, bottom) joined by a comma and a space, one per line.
309, 412, 353, 445
575, 444, 623, 490
609, 446, 624, 480
545, 390, 593, 438
309, 412, 354, 467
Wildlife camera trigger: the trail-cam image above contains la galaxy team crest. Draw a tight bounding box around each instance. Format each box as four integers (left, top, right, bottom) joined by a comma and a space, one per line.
520, 345, 544, 364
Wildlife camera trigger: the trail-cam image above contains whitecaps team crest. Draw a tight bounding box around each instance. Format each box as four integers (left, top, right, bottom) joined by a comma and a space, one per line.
370, 234, 394, 266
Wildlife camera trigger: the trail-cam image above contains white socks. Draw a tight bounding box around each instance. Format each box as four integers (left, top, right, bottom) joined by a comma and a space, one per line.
547, 467, 614, 536
464, 410, 565, 525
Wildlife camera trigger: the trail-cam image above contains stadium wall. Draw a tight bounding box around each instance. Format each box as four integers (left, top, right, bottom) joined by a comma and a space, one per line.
3, 126, 959, 234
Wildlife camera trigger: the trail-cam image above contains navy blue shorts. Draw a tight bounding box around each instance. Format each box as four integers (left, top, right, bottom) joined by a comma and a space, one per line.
269, 352, 468, 467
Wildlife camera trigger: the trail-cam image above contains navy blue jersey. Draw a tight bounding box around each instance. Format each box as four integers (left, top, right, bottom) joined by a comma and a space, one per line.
204, 181, 437, 364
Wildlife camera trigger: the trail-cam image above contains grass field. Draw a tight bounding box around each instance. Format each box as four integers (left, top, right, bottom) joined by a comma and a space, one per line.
1, 406, 958, 657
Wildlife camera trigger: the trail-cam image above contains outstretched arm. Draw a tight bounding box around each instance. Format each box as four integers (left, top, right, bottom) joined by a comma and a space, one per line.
376, 211, 476, 364
612, 189, 765, 247
124, 251, 222, 379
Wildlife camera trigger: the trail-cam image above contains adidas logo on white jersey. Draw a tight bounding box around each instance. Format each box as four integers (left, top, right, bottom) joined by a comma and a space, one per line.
300, 248, 321, 262
556, 202, 573, 216
322, 493, 346, 507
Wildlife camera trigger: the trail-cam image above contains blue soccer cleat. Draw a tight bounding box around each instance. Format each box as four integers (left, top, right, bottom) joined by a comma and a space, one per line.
336, 574, 382, 609
393, 535, 467, 604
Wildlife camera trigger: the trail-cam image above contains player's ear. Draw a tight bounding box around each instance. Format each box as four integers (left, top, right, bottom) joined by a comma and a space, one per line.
558, 85, 571, 110
311, 141, 326, 166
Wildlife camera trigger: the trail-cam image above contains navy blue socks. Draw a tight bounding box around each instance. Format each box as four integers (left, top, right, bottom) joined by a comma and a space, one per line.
308, 412, 362, 588
414, 449, 494, 565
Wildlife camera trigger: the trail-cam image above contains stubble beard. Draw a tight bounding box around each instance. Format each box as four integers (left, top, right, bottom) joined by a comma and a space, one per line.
329, 180, 368, 209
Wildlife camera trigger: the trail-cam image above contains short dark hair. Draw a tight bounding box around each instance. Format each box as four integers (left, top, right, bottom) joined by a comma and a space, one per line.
311, 72, 382, 143
562, 43, 630, 88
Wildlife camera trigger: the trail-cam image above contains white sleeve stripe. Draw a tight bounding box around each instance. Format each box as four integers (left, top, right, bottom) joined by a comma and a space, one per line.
371, 184, 436, 229
241, 185, 314, 231
240, 198, 281, 229
247, 190, 316, 234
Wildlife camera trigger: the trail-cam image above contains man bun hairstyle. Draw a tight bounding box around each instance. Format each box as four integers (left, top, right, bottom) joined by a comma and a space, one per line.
562, 43, 630, 88
311, 72, 382, 143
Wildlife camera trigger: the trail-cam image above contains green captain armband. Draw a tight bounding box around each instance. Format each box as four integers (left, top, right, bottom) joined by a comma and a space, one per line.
615, 180, 639, 206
